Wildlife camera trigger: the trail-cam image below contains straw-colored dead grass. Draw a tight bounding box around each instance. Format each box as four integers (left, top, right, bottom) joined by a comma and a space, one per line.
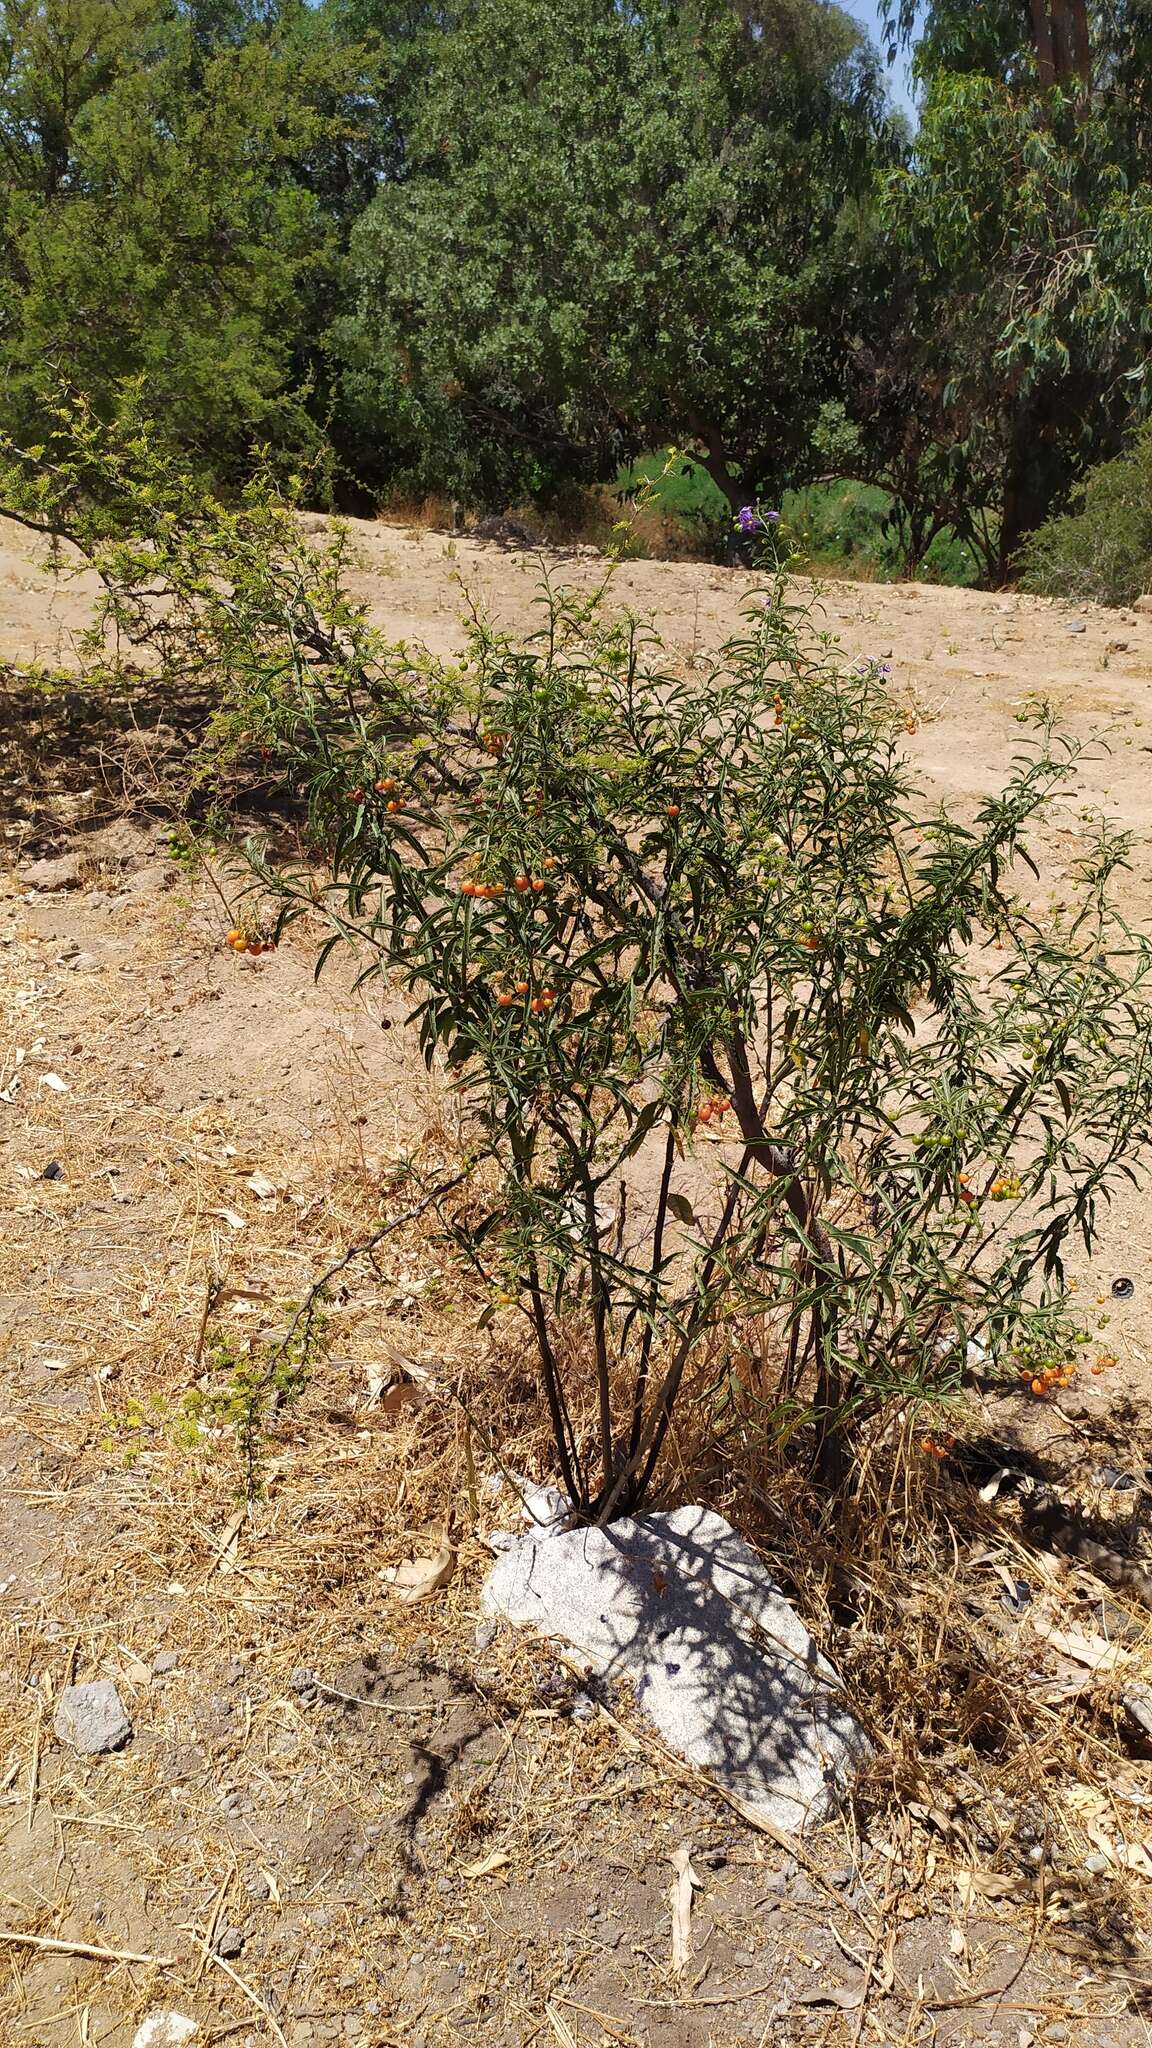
5, 842, 1152, 2046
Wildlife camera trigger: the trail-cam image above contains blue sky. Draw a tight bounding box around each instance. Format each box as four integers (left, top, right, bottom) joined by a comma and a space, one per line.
846, 0, 918, 118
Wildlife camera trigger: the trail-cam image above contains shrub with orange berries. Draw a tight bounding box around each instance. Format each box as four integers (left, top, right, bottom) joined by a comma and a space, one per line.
122, 469, 1152, 1525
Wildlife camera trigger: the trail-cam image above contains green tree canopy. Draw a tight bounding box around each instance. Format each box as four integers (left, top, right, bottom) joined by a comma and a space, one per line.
332, 0, 899, 509
0, 0, 384, 476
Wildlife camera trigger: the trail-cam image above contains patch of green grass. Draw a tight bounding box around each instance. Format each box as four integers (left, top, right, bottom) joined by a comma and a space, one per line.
616, 450, 730, 526
782, 480, 984, 588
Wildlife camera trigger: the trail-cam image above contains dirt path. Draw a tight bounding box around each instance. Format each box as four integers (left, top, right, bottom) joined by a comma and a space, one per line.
3, 524, 1152, 2046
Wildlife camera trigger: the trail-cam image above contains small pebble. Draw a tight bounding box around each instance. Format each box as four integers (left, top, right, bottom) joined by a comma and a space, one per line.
152, 1650, 179, 1675
1084, 1853, 1111, 1875
733, 1949, 756, 1969
291, 1666, 318, 1699
473, 1619, 497, 1653
215, 1926, 244, 1959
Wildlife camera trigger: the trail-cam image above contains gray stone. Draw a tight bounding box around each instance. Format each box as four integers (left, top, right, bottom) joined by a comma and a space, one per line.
1066, 620, 1088, 634
473, 1618, 497, 1653
152, 1651, 179, 1675
21, 853, 83, 891
482, 1505, 869, 1833
131, 2017, 199, 2048
53, 1680, 132, 1755
215, 1925, 244, 1959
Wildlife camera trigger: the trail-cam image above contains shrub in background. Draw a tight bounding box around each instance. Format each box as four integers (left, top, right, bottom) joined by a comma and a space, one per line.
1021, 426, 1152, 607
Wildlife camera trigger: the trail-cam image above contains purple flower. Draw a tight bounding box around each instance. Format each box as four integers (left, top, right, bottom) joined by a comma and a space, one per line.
737, 505, 761, 534
765, 509, 781, 523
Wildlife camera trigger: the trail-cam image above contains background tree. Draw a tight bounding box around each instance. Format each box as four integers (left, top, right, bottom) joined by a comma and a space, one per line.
0, 0, 385, 478
332, 0, 899, 510
876, 1, 1152, 577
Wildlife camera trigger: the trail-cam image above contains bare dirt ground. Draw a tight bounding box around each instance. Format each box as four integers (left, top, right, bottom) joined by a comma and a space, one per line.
4, 516, 1152, 2048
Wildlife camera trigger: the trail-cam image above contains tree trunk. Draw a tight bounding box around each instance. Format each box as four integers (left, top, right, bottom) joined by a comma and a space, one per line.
684, 412, 744, 512
1029, 0, 1057, 90
1067, 0, 1091, 80
1033, 1, 1091, 86
997, 397, 1051, 582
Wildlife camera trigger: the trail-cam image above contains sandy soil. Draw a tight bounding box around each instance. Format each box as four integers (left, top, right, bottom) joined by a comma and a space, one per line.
3, 517, 1152, 2047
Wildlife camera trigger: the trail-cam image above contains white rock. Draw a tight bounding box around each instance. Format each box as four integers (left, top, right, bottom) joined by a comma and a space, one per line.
1134, 594, 1152, 614
482, 1504, 869, 1832
53, 1680, 132, 1754
132, 2016, 199, 2048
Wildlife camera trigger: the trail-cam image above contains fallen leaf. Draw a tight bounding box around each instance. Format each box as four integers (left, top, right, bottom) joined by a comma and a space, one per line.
211, 1505, 247, 1572
259, 1867, 282, 1909
1030, 1608, 1130, 1674
382, 1379, 429, 1418
384, 1539, 455, 1605
208, 1208, 246, 1232
949, 1926, 967, 1959
669, 1843, 701, 1976
544, 2005, 579, 2048
978, 1468, 1013, 1504
459, 1848, 512, 1879
795, 1985, 865, 2011
245, 1170, 277, 1200
953, 1868, 1027, 1911
38, 1072, 69, 1092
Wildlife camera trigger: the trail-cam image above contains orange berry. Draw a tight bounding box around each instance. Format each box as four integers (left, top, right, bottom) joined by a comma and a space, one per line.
461, 880, 478, 897
515, 981, 529, 995
378, 776, 397, 793
1031, 1378, 1045, 1396
531, 878, 546, 892
543, 857, 558, 871
667, 805, 681, 819
530, 997, 544, 1015
497, 992, 515, 1008
698, 1104, 713, 1125
540, 987, 556, 1002
226, 927, 243, 944
386, 799, 402, 814
514, 876, 530, 892
1091, 1364, 1104, 1375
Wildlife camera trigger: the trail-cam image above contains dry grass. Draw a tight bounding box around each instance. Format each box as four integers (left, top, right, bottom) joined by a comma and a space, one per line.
5, 845, 1152, 2045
